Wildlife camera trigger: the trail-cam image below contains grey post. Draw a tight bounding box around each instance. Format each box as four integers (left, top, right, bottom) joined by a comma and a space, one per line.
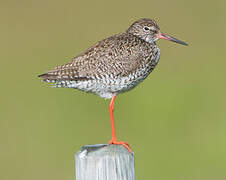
75, 144, 135, 180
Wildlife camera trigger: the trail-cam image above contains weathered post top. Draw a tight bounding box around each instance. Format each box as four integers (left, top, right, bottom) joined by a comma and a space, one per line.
75, 144, 135, 180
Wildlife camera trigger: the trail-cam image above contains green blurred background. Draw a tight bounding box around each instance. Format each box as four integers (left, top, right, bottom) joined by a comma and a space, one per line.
1, 0, 226, 179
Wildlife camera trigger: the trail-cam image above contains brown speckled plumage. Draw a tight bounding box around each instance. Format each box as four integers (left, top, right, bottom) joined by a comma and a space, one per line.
39, 18, 187, 99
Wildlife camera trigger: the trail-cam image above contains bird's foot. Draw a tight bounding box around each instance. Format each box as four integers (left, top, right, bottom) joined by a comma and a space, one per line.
109, 140, 133, 153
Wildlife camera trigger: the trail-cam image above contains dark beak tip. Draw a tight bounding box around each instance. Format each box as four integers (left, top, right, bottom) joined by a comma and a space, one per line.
182, 41, 189, 46
158, 33, 188, 46
171, 38, 188, 46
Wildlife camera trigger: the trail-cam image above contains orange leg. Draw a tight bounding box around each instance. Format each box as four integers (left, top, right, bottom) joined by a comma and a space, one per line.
108, 95, 133, 153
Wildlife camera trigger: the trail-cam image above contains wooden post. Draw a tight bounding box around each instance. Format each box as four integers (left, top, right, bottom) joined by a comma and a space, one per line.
75, 144, 135, 180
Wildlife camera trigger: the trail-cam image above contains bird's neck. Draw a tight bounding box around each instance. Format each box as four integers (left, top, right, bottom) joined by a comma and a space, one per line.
126, 32, 156, 45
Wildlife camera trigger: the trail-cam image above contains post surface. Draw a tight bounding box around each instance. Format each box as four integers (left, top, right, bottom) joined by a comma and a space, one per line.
75, 144, 135, 180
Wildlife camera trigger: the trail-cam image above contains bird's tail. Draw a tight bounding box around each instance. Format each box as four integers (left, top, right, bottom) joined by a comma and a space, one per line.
38, 73, 59, 82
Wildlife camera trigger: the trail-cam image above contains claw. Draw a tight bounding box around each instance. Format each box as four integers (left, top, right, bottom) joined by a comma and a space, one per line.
109, 140, 133, 153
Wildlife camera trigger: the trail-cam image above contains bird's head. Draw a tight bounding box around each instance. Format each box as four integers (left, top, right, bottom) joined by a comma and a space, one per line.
127, 18, 188, 46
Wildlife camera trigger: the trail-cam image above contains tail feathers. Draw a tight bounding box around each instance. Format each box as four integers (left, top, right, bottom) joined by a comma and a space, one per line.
38, 73, 59, 82
38, 73, 49, 79
38, 73, 78, 88
38, 73, 92, 82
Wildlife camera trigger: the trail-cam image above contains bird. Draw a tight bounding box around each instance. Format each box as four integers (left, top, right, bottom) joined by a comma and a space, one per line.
38, 18, 187, 153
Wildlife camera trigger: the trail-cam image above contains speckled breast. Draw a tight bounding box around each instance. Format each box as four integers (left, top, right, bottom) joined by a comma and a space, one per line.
91, 47, 160, 98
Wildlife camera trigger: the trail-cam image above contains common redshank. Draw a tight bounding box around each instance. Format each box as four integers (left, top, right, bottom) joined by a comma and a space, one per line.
38, 18, 187, 152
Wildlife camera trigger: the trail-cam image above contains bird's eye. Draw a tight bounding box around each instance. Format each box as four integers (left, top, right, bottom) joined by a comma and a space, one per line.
144, 26, 150, 31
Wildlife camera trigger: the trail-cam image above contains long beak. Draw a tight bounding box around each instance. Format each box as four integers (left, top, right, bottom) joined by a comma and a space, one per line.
156, 32, 188, 46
